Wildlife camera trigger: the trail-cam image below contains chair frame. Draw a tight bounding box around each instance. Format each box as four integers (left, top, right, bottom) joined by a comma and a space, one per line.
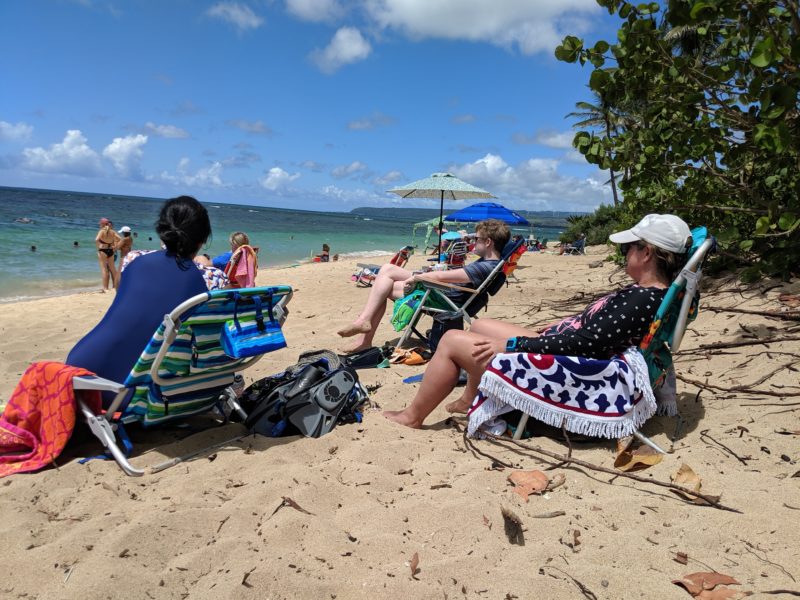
513, 235, 716, 453
73, 287, 292, 476
397, 239, 525, 348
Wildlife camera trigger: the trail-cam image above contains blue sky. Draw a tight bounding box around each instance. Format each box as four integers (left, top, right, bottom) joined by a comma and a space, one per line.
0, 0, 619, 212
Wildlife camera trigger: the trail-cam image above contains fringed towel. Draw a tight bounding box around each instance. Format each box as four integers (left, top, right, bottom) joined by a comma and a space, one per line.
467, 347, 657, 440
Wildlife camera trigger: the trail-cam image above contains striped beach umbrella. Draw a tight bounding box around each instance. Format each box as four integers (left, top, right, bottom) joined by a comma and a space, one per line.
389, 172, 495, 262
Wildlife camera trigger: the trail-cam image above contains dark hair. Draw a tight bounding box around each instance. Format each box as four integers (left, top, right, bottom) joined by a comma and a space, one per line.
155, 196, 211, 259
645, 243, 688, 281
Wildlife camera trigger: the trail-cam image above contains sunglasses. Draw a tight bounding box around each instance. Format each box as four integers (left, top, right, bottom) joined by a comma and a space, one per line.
620, 242, 644, 255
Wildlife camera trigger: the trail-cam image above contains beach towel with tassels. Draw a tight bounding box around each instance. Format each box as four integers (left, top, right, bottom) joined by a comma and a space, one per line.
0, 362, 101, 477
467, 347, 657, 440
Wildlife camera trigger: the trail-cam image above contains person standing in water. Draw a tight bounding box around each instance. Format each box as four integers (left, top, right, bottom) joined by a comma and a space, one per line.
95, 217, 120, 292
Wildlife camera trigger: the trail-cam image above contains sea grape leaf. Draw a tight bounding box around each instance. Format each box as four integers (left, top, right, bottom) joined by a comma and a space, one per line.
507, 469, 550, 501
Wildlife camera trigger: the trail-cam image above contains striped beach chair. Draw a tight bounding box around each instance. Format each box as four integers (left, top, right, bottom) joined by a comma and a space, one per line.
73, 286, 293, 476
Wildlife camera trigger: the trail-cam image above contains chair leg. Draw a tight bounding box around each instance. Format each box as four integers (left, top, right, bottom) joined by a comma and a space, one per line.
78, 400, 145, 476
632, 429, 668, 454
513, 413, 530, 440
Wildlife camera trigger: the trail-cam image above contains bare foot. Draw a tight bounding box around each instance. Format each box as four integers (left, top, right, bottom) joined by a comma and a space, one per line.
445, 397, 472, 414
339, 341, 372, 355
337, 321, 371, 338
383, 410, 423, 429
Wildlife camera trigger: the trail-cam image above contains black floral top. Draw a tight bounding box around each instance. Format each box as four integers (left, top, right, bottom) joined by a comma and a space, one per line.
514, 285, 666, 359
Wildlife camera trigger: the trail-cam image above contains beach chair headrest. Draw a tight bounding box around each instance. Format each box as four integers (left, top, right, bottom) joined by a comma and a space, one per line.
501, 238, 525, 260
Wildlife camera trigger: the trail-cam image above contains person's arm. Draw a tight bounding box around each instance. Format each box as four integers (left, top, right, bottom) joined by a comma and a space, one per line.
415, 267, 472, 285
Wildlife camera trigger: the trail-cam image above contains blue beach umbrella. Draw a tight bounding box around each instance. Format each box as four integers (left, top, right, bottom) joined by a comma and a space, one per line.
444, 202, 530, 226
441, 231, 463, 241
389, 172, 495, 262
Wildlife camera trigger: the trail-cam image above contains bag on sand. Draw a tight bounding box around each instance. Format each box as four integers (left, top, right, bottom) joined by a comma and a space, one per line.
242, 353, 369, 439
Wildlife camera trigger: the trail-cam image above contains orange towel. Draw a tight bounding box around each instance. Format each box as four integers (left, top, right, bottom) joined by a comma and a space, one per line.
0, 362, 101, 477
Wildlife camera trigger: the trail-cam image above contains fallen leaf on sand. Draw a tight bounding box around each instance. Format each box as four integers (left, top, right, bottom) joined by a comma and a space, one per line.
778, 293, 800, 308
674, 551, 689, 565
409, 552, 420, 579
507, 469, 549, 501
670, 464, 719, 505
673, 572, 751, 599
482, 515, 492, 529
614, 444, 664, 472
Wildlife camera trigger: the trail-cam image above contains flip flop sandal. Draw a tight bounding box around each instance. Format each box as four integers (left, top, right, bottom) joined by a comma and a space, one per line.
390, 349, 410, 364
402, 349, 432, 366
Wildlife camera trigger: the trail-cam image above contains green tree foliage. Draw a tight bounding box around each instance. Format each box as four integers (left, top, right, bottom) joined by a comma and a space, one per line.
556, 0, 800, 280
561, 204, 626, 245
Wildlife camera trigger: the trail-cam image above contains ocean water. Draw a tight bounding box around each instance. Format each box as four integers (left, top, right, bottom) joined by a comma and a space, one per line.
0, 186, 561, 302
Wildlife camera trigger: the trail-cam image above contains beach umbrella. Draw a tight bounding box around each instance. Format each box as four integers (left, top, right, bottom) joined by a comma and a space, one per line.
444, 202, 530, 226
441, 231, 463, 241
390, 172, 495, 262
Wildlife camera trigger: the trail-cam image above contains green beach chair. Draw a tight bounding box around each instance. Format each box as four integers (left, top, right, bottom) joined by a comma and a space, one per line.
73, 286, 293, 476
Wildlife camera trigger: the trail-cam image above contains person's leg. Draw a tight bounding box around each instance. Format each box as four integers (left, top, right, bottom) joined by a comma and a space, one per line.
338, 264, 412, 338
98, 251, 110, 291
107, 255, 118, 289
384, 330, 488, 428
469, 318, 538, 340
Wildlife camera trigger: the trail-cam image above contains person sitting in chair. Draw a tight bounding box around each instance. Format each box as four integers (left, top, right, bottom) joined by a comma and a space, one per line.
212, 231, 251, 270
67, 196, 215, 391
338, 219, 511, 354
384, 214, 692, 429
559, 232, 587, 255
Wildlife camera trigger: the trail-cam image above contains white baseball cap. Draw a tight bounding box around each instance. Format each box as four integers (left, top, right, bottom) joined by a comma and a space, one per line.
609, 214, 691, 254
118, 225, 131, 233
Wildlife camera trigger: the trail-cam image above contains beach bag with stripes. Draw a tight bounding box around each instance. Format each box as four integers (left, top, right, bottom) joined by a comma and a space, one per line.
221, 292, 286, 358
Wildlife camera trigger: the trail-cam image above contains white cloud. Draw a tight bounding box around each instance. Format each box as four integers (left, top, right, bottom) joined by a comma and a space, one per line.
331, 160, 368, 179
206, 2, 264, 32
364, 0, 597, 55
22, 129, 103, 176
155, 158, 224, 187
0, 120, 33, 141
299, 159, 324, 171
103, 134, 148, 178
285, 0, 342, 22
452, 114, 476, 125
226, 119, 274, 136
448, 152, 611, 210
534, 129, 575, 148
374, 169, 403, 185
310, 27, 372, 74
143, 122, 190, 138
346, 111, 395, 130
261, 166, 300, 190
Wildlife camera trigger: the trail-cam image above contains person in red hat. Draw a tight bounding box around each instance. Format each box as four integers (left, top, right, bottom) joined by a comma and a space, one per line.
95, 217, 121, 292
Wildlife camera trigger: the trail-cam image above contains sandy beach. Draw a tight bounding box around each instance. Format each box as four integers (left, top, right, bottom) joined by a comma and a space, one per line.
1, 248, 799, 599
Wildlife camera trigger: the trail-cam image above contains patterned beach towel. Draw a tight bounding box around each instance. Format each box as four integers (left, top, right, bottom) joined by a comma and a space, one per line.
0, 362, 101, 477
467, 347, 658, 440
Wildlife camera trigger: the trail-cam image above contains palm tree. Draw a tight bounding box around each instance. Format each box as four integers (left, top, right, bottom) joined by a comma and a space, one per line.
567, 91, 622, 207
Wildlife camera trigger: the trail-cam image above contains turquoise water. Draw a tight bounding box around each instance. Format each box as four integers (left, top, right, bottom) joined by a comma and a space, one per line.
0, 186, 561, 301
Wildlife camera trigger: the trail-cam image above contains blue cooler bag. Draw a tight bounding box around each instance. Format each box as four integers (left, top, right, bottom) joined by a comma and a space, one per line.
221, 292, 287, 358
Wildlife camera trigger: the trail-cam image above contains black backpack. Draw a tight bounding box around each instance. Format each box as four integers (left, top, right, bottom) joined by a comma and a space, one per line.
241, 356, 368, 438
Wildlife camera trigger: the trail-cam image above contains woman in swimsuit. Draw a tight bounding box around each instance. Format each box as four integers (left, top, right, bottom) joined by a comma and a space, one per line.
95, 217, 121, 292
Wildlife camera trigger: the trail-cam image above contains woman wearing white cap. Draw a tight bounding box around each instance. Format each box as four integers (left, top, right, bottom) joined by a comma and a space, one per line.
117, 225, 133, 263
385, 214, 693, 429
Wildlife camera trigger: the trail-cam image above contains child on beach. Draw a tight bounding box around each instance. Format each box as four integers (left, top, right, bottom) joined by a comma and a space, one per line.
337, 219, 510, 354
384, 214, 692, 429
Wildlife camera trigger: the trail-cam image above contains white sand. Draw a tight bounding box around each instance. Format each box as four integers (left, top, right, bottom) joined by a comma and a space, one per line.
1, 249, 798, 598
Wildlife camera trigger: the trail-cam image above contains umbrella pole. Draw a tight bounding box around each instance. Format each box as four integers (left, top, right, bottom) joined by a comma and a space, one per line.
437, 190, 444, 263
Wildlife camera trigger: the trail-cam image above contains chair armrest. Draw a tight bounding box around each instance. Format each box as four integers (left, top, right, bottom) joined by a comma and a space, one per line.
416, 279, 476, 294
73, 375, 126, 394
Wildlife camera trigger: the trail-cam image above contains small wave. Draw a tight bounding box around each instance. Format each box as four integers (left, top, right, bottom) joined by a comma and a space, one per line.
334, 249, 396, 259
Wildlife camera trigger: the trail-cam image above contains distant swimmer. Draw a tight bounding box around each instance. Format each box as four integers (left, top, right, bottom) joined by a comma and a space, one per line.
15, 217, 34, 224
73, 241, 79, 248
30, 245, 37, 252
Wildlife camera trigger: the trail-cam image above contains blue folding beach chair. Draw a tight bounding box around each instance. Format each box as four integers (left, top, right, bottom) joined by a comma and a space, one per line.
73, 286, 293, 476
476, 229, 715, 451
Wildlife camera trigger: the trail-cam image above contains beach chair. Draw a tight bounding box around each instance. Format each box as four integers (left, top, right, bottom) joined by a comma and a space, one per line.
224, 244, 258, 288
396, 238, 526, 348
72, 286, 293, 476
468, 228, 715, 453
504, 242, 527, 282
564, 237, 586, 255
428, 240, 469, 268
354, 245, 414, 287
